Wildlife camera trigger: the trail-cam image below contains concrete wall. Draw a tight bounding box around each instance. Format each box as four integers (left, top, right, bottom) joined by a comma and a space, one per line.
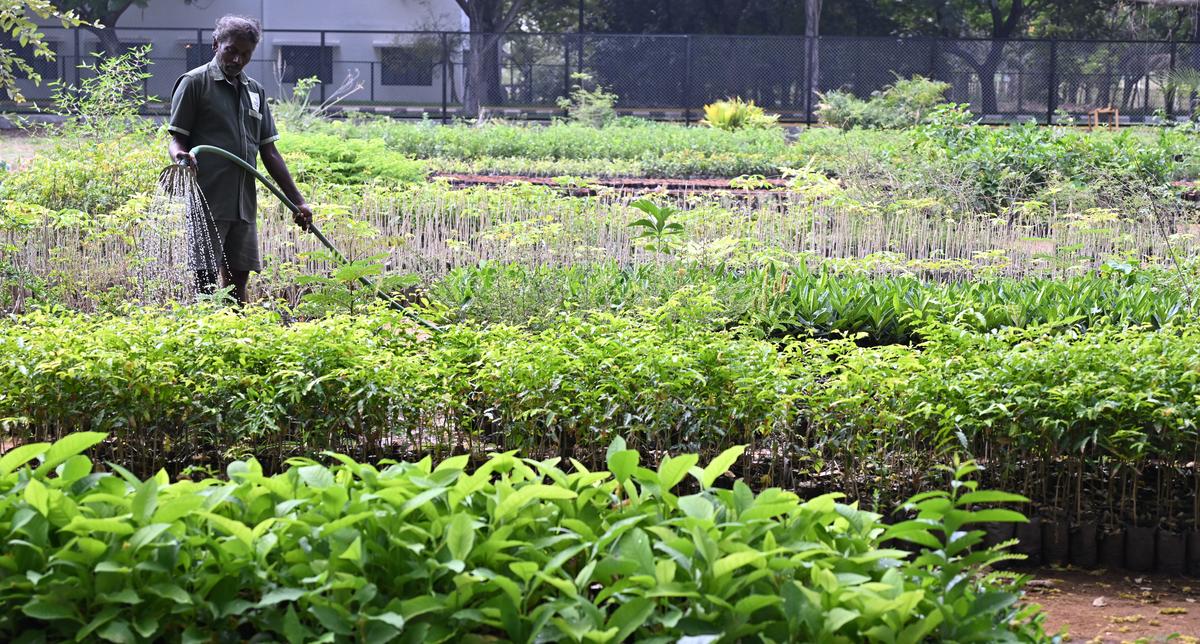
18, 0, 467, 105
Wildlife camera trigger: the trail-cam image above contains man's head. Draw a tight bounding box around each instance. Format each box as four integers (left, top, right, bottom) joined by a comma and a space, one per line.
212, 15, 261, 79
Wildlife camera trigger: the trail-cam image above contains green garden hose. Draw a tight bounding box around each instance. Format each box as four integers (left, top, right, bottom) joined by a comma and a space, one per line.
181, 144, 440, 332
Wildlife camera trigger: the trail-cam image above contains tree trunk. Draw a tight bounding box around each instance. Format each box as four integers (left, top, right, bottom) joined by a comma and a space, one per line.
805, 0, 822, 109
978, 40, 1005, 114
465, 33, 505, 116
88, 26, 123, 58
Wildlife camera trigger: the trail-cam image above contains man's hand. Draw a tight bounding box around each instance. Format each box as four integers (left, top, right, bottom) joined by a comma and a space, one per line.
174, 150, 198, 170
293, 203, 314, 232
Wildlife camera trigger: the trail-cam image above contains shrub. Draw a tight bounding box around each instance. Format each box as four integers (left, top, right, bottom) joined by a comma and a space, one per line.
817, 75, 950, 130
555, 72, 619, 128
701, 97, 780, 131
0, 135, 161, 214
276, 131, 427, 186
0, 432, 1047, 641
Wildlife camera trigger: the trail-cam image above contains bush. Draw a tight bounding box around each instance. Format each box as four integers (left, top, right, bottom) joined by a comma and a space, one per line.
555, 72, 618, 128
700, 97, 780, 131
0, 432, 1046, 641
0, 135, 161, 214
276, 131, 427, 186
817, 75, 950, 130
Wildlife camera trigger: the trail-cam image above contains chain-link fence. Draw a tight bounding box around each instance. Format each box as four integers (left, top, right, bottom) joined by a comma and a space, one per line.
6, 27, 1200, 123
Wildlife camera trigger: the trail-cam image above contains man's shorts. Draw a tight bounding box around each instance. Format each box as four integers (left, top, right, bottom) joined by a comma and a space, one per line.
189, 217, 262, 273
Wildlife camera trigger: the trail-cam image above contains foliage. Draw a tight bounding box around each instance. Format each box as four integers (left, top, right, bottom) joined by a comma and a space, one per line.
275, 131, 428, 186
0, 432, 1045, 642
555, 72, 618, 128
917, 116, 1188, 207
44, 44, 156, 138
4, 303, 1200, 530
296, 253, 419, 316
315, 117, 790, 162
627, 198, 683, 254
271, 72, 364, 131
817, 75, 950, 130
0, 134, 160, 214
701, 97, 780, 132
433, 263, 1196, 343
0, 0, 82, 101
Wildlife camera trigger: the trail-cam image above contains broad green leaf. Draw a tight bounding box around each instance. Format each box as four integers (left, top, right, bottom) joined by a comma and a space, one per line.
24, 477, 49, 516
23, 598, 77, 621
258, 588, 306, 607
340, 536, 363, 562
495, 484, 577, 520
0, 442, 49, 476
677, 495, 714, 522
35, 432, 107, 476
966, 509, 1029, 524
153, 494, 205, 523
199, 512, 253, 546
698, 445, 746, 489
132, 479, 158, 525
657, 454, 698, 492
956, 491, 1030, 506
130, 523, 171, 552
713, 550, 762, 577
607, 450, 639, 483
63, 516, 134, 536
606, 596, 653, 643
445, 513, 475, 561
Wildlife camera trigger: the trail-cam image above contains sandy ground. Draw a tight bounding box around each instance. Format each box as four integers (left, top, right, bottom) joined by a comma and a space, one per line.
1027, 569, 1200, 642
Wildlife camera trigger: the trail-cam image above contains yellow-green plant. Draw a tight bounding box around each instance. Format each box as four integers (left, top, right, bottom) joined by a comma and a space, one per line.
701, 97, 780, 131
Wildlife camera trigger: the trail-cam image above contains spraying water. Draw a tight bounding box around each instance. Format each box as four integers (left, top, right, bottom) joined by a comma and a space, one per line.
142, 163, 227, 302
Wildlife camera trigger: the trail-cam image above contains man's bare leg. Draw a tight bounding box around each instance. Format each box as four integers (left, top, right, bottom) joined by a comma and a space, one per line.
195, 270, 219, 296
220, 268, 251, 305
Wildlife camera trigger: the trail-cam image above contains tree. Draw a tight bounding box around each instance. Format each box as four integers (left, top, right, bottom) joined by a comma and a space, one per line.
47, 0, 147, 57
0, 0, 81, 101
454, 0, 528, 115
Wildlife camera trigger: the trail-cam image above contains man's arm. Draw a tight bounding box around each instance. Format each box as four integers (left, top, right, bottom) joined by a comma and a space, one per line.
168, 133, 196, 168
260, 142, 313, 231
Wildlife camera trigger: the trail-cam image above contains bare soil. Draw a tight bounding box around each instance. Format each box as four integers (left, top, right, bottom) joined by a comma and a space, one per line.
1027, 569, 1200, 642
0, 129, 49, 168
431, 172, 788, 196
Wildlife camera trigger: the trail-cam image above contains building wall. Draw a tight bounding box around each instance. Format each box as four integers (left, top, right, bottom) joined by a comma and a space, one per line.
21, 0, 466, 105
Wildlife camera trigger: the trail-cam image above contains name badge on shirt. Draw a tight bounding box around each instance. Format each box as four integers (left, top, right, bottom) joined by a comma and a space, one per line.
249, 92, 261, 112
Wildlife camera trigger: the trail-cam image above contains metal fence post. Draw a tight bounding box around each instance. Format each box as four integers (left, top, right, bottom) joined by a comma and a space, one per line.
803, 35, 813, 124
563, 34, 571, 116
1167, 41, 1178, 120
73, 28, 81, 86
319, 31, 327, 103
1046, 39, 1058, 124
441, 32, 450, 124
683, 35, 692, 124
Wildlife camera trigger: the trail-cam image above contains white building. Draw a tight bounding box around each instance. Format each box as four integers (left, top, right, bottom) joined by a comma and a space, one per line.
18, 0, 468, 107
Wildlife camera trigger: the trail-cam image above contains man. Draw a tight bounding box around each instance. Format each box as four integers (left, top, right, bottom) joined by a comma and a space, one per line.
167, 14, 313, 305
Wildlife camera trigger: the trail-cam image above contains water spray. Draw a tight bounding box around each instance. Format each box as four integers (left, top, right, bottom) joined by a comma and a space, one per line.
159, 144, 440, 332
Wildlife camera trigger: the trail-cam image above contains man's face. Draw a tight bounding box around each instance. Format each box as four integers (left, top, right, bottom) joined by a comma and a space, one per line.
213, 35, 256, 79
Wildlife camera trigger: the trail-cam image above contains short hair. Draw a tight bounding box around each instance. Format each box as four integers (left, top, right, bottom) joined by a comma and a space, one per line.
213, 15, 261, 46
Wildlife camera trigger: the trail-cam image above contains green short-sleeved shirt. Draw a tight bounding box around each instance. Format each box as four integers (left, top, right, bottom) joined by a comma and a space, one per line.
168, 60, 279, 223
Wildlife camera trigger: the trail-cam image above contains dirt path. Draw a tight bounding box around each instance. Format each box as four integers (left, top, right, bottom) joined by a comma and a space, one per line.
1028, 569, 1200, 641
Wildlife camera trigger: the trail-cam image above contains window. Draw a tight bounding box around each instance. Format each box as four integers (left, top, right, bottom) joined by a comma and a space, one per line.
380, 45, 435, 86
1, 37, 59, 79
277, 45, 332, 84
